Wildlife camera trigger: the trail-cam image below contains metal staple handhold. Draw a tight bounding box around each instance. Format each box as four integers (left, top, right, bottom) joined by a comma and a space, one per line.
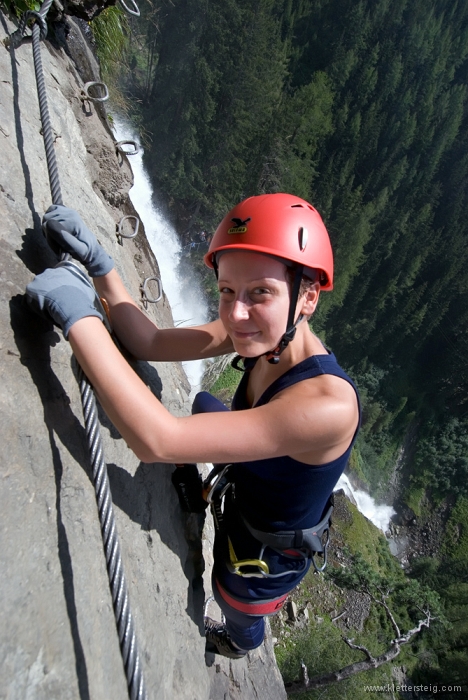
82, 81, 109, 102
140, 276, 162, 307
117, 216, 140, 245
119, 0, 141, 16
116, 140, 139, 156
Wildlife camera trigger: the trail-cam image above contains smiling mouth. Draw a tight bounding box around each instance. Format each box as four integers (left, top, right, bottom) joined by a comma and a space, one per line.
231, 330, 259, 339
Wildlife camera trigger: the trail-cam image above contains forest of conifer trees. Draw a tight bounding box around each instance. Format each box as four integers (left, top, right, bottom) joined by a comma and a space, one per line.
118, 0, 468, 510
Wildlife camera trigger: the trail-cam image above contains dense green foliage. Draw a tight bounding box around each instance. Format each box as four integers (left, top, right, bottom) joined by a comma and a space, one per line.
406, 501, 468, 694
90, 6, 129, 81
119, 0, 468, 506
272, 500, 449, 697
277, 617, 394, 699
2, 0, 39, 18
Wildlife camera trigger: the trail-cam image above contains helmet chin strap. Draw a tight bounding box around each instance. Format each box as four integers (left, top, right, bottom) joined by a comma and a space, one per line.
264, 265, 304, 365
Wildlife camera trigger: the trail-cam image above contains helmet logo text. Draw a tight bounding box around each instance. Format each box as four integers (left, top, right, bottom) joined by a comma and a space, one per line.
228, 217, 251, 234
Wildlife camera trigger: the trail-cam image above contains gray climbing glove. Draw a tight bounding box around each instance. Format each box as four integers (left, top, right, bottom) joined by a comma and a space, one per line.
26, 263, 104, 338
42, 204, 114, 277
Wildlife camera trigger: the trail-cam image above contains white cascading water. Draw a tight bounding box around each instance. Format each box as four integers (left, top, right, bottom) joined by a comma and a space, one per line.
112, 114, 209, 394
335, 473, 396, 533
112, 115, 396, 535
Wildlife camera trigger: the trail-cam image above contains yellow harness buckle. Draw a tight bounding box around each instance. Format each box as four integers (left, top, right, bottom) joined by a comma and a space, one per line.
228, 538, 269, 577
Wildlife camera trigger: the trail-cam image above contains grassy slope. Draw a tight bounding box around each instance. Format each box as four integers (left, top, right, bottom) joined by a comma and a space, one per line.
271, 494, 418, 699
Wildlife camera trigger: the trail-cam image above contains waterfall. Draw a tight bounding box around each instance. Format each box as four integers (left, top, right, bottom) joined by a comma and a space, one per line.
112, 114, 209, 395
335, 473, 396, 533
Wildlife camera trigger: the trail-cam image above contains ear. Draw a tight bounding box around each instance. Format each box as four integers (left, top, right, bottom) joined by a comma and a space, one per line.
297, 282, 320, 317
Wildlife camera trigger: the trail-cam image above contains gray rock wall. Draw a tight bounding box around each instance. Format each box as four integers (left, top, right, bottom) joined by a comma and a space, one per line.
0, 12, 286, 700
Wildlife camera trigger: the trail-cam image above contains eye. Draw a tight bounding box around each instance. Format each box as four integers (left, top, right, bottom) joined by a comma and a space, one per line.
219, 286, 234, 294
252, 287, 270, 295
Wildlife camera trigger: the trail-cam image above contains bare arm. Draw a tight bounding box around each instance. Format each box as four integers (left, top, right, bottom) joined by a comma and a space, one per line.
69, 317, 358, 465
93, 269, 234, 361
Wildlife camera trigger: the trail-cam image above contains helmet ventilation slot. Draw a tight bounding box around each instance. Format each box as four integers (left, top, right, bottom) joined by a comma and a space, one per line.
299, 226, 308, 251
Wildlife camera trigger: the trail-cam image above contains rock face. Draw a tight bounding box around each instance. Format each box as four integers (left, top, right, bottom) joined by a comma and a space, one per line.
52, 0, 117, 22
0, 13, 286, 700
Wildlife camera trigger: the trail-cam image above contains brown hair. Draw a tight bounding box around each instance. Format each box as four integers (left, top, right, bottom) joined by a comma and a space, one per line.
285, 267, 319, 297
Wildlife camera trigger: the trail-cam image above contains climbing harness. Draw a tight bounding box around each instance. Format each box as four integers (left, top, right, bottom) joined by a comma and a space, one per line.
7, 4, 148, 698
204, 464, 333, 580
239, 501, 333, 574
214, 578, 289, 616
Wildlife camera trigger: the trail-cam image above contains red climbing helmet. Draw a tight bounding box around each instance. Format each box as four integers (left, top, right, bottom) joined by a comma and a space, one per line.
204, 193, 333, 290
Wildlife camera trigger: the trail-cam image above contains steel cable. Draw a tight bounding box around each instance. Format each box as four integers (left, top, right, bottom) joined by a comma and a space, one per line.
31, 0, 63, 206
77, 365, 147, 700
13, 4, 149, 698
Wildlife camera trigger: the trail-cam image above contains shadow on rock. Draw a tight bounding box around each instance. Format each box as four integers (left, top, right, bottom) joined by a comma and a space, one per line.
10, 294, 92, 700
108, 460, 207, 632
17, 228, 59, 275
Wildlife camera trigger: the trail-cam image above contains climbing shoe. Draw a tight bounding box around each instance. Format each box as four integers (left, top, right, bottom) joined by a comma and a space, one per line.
171, 464, 208, 513
204, 617, 248, 659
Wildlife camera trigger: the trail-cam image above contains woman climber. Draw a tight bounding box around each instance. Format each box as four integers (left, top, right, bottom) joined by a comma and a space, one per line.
26, 193, 360, 660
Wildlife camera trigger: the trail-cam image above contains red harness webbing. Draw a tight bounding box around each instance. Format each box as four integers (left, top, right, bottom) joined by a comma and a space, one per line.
215, 578, 288, 616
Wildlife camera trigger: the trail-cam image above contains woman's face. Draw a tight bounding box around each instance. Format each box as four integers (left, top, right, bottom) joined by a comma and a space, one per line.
217, 250, 291, 357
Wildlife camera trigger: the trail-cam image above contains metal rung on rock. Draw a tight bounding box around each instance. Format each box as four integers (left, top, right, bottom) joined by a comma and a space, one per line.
117, 216, 140, 244
140, 276, 162, 307
82, 81, 109, 102
119, 0, 140, 16
116, 140, 139, 156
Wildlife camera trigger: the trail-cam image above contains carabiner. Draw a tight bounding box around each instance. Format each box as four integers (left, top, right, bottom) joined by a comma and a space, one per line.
228, 539, 269, 577
203, 464, 232, 504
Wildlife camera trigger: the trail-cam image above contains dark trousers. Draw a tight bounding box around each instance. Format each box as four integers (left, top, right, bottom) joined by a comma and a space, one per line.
192, 392, 309, 650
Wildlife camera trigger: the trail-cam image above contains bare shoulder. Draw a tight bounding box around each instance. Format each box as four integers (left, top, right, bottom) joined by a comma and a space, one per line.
273, 370, 357, 410
270, 373, 359, 464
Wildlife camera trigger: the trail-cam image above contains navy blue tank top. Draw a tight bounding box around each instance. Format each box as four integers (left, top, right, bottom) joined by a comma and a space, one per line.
230, 352, 361, 532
